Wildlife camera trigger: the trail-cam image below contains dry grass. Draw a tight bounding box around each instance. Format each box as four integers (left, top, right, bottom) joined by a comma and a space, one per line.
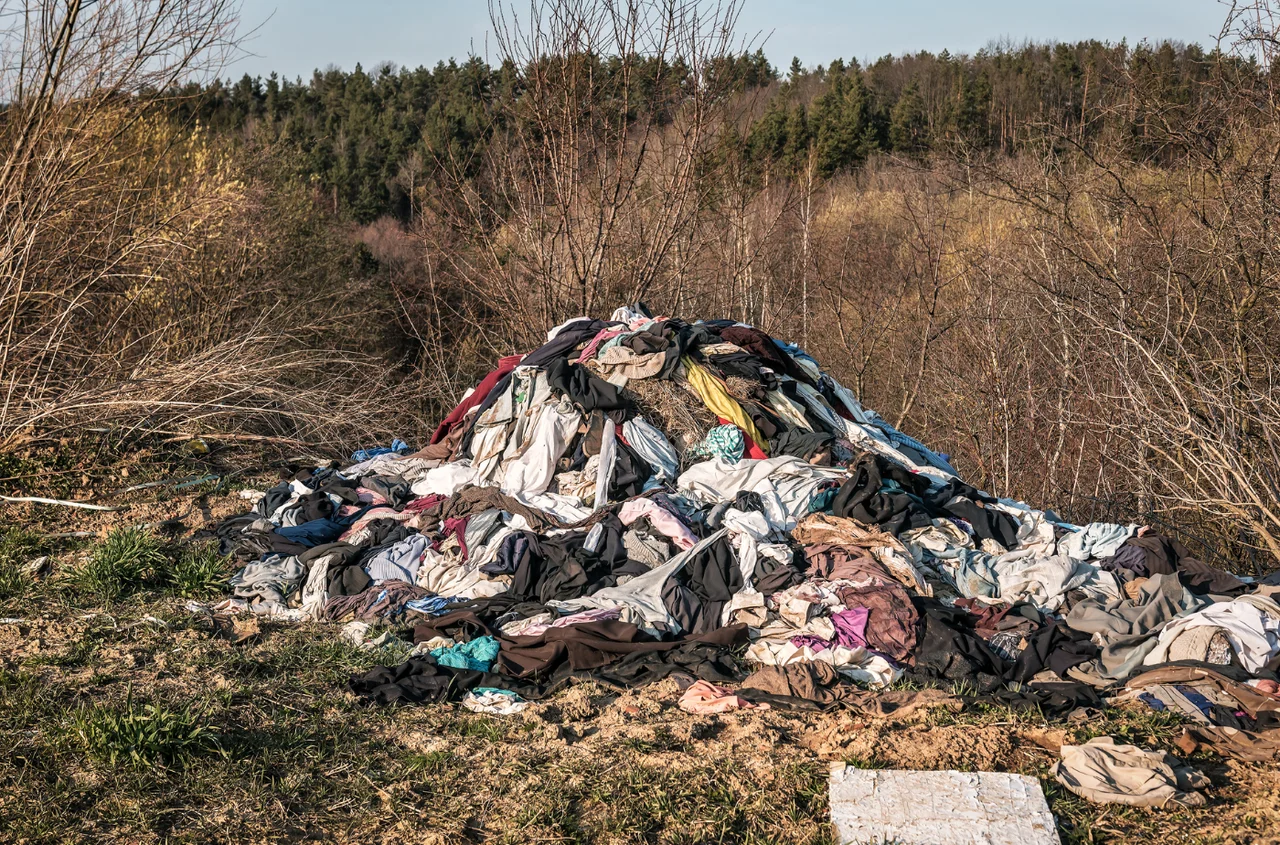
623, 377, 718, 453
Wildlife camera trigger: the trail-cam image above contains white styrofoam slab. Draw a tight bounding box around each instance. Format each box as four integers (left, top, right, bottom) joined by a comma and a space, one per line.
828, 765, 1061, 845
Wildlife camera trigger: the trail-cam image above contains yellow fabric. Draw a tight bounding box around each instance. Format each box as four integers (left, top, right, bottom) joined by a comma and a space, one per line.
681, 358, 770, 456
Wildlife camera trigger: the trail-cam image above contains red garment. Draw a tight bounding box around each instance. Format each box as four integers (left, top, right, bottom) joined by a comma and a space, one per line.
429, 354, 523, 445
716, 416, 768, 460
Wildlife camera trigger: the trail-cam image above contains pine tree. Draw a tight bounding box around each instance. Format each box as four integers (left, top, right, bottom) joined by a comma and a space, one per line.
810, 62, 876, 176
889, 80, 929, 156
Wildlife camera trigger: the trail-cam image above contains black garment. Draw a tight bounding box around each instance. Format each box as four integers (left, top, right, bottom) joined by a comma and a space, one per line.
349, 656, 547, 705
293, 466, 339, 487
1100, 543, 1148, 580
924, 479, 1019, 550
719, 325, 816, 386
992, 682, 1104, 718
670, 320, 724, 357
904, 598, 1007, 689
831, 453, 934, 537
770, 430, 835, 462
349, 657, 472, 704
253, 482, 294, 520
297, 541, 372, 597
481, 530, 540, 577
620, 330, 671, 356
314, 476, 362, 505
661, 535, 742, 634
298, 540, 359, 567
409, 613, 750, 687
706, 351, 771, 384
589, 626, 748, 689
1006, 620, 1099, 684
610, 438, 653, 500
359, 474, 413, 510
290, 491, 337, 523
1109, 534, 1249, 596
214, 515, 310, 562
705, 491, 766, 530
739, 398, 781, 440
545, 358, 632, 419
522, 319, 612, 368
359, 518, 412, 550
753, 546, 804, 596
505, 514, 631, 604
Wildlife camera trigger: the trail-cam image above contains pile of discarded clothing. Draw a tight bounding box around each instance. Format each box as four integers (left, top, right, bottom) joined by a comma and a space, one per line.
212, 304, 1280, 754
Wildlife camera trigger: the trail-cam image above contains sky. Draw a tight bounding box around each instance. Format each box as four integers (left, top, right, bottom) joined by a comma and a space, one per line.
229, 0, 1231, 81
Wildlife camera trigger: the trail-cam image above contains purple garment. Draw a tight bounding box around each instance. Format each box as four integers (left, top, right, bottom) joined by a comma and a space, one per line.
789, 634, 833, 653
831, 607, 870, 649
789, 607, 870, 653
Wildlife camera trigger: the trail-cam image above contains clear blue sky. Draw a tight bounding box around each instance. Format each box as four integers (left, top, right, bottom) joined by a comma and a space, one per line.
230, 0, 1230, 81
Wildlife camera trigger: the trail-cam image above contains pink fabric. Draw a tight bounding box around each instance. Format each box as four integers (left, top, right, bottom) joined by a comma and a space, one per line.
356, 487, 389, 506
515, 607, 623, 637
789, 607, 869, 653
678, 680, 767, 714
576, 327, 627, 363
618, 498, 698, 550
339, 507, 406, 540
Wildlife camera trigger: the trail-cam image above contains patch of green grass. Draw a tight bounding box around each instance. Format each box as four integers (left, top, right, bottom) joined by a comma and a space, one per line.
1067, 705, 1186, 747
71, 690, 223, 768
0, 667, 70, 731
0, 527, 45, 601
620, 724, 687, 753
164, 540, 228, 598
400, 749, 454, 774
27, 635, 100, 669
442, 714, 513, 742
76, 527, 166, 605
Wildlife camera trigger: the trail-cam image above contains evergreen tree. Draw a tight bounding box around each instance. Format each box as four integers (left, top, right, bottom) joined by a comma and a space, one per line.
890, 80, 929, 155
809, 62, 877, 176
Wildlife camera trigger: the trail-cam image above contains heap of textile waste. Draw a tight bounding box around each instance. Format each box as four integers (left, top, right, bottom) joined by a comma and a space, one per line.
213, 304, 1280, 752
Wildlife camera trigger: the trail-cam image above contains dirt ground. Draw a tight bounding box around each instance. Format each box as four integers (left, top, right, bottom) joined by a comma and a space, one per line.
1, 438, 1278, 844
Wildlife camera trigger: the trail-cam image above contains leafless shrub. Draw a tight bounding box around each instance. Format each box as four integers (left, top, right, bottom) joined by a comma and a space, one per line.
0, 1, 411, 452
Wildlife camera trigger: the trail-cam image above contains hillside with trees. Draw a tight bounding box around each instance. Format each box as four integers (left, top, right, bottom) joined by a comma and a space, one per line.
3, 0, 1278, 573
178, 39, 1225, 223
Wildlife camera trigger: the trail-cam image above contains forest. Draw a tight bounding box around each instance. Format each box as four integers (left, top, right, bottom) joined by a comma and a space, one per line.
2, 0, 1279, 578
181, 39, 1225, 223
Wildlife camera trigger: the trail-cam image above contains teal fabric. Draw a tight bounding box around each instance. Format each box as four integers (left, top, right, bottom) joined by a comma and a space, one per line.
686, 424, 745, 462
431, 635, 501, 672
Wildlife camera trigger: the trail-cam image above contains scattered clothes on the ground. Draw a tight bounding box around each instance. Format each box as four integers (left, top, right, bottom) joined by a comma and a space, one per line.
1052, 736, 1209, 808
678, 679, 768, 714
462, 688, 528, 715
1175, 725, 1280, 762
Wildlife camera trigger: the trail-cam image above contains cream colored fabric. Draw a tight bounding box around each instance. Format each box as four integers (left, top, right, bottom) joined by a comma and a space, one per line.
1053, 736, 1208, 808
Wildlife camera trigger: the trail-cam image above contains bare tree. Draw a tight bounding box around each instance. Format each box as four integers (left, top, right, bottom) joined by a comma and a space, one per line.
419, 0, 756, 345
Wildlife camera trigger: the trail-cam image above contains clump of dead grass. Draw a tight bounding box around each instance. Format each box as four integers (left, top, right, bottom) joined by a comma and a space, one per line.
623, 377, 717, 451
